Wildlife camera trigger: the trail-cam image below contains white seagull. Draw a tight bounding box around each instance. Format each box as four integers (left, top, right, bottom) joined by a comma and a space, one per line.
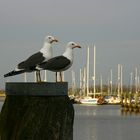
4, 35, 58, 82
37, 42, 81, 82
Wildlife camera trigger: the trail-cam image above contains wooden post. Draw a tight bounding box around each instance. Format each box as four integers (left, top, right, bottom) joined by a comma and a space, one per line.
0, 82, 74, 140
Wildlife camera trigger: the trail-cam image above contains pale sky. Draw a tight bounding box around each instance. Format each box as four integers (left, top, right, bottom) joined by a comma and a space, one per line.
0, 0, 140, 88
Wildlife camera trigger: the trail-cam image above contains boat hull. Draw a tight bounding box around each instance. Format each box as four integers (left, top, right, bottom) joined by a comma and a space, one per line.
80, 98, 98, 105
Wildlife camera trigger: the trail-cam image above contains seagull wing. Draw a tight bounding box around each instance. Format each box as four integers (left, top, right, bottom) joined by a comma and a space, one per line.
39, 56, 71, 71
18, 52, 45, 70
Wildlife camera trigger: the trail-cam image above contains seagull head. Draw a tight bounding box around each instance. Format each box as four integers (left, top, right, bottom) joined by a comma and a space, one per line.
62, 42, 81, 61
66, 42, 81, 49
45, 35, 58, 44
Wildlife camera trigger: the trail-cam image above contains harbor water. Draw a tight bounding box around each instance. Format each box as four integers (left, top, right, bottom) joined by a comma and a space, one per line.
74, 104, 140, 140
0, 102, 140, 140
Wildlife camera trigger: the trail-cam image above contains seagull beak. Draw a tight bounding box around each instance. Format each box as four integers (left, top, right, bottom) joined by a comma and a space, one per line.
53, 38, 58, 42
76, 45, 81, 48
51, 38, 58, 43
72, 45, 81, 49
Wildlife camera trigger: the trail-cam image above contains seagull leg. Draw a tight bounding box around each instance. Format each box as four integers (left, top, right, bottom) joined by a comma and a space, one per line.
38, 71, 42, 82
36, 71, 41, 82
36, 71, 39, 82
56, 72, 57, 82
60, 72, 62, 82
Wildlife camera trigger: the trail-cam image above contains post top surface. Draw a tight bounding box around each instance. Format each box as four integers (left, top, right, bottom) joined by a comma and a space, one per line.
5, 82, 68, 96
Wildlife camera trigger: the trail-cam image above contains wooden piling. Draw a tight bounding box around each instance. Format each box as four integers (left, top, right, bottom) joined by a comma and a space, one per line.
0, 82, 74, 140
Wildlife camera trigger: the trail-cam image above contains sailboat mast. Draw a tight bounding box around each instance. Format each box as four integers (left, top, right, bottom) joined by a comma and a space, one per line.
117, 64, 120, 97
86, 47, 90, 96
93, 45, 96, 98
138, 76, 140, 92
24, 72, 27, 82
72, 70, 76, 96
135, 67, 138, 94
80, 69, 82, 96
44, 70, 47, 82
130, 72, 133, 93
108, 77, 110, 95
83, 67, 86, 96
100, 75, 102, 94
110, 69, 112, 95
120, 65, 123, 94
62, 72, 65, 82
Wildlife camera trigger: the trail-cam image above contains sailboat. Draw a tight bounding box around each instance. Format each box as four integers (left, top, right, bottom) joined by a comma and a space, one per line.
80, 45, 98, 105
80, 97, 98, 105
106, 64, 121, 104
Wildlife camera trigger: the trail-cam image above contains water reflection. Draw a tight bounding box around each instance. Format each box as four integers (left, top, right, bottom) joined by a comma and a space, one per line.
74, 104, 140, 140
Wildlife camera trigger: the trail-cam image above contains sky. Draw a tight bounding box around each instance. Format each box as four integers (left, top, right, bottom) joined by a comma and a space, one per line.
0, 0, 140, 89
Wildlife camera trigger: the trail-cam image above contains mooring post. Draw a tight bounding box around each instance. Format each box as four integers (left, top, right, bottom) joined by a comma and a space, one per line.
0, 82, 74, 140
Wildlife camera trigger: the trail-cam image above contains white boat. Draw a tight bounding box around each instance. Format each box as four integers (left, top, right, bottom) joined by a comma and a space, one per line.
80, 97, 98, 105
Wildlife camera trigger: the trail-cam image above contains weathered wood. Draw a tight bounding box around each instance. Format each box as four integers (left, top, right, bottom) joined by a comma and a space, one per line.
0, 82, 74, 140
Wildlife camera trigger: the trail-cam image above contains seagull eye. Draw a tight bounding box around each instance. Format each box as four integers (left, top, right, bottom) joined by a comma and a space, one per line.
71, 43, 75, 45
48, 37, 51, 39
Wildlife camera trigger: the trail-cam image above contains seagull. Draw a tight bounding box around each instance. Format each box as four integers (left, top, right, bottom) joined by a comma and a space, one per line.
4, 35, 58, 82
37, 42, 81, 82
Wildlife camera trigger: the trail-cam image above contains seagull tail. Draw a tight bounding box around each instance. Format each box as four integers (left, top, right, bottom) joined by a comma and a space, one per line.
4, 70, 26, 78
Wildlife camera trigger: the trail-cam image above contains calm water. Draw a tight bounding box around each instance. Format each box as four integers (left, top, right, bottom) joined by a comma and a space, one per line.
74, 104, 140, 140
1, 102, 140, 140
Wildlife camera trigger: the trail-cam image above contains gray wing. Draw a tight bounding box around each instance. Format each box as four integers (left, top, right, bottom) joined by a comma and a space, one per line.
39, 56, 71, 71
18, 52, 45, 70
